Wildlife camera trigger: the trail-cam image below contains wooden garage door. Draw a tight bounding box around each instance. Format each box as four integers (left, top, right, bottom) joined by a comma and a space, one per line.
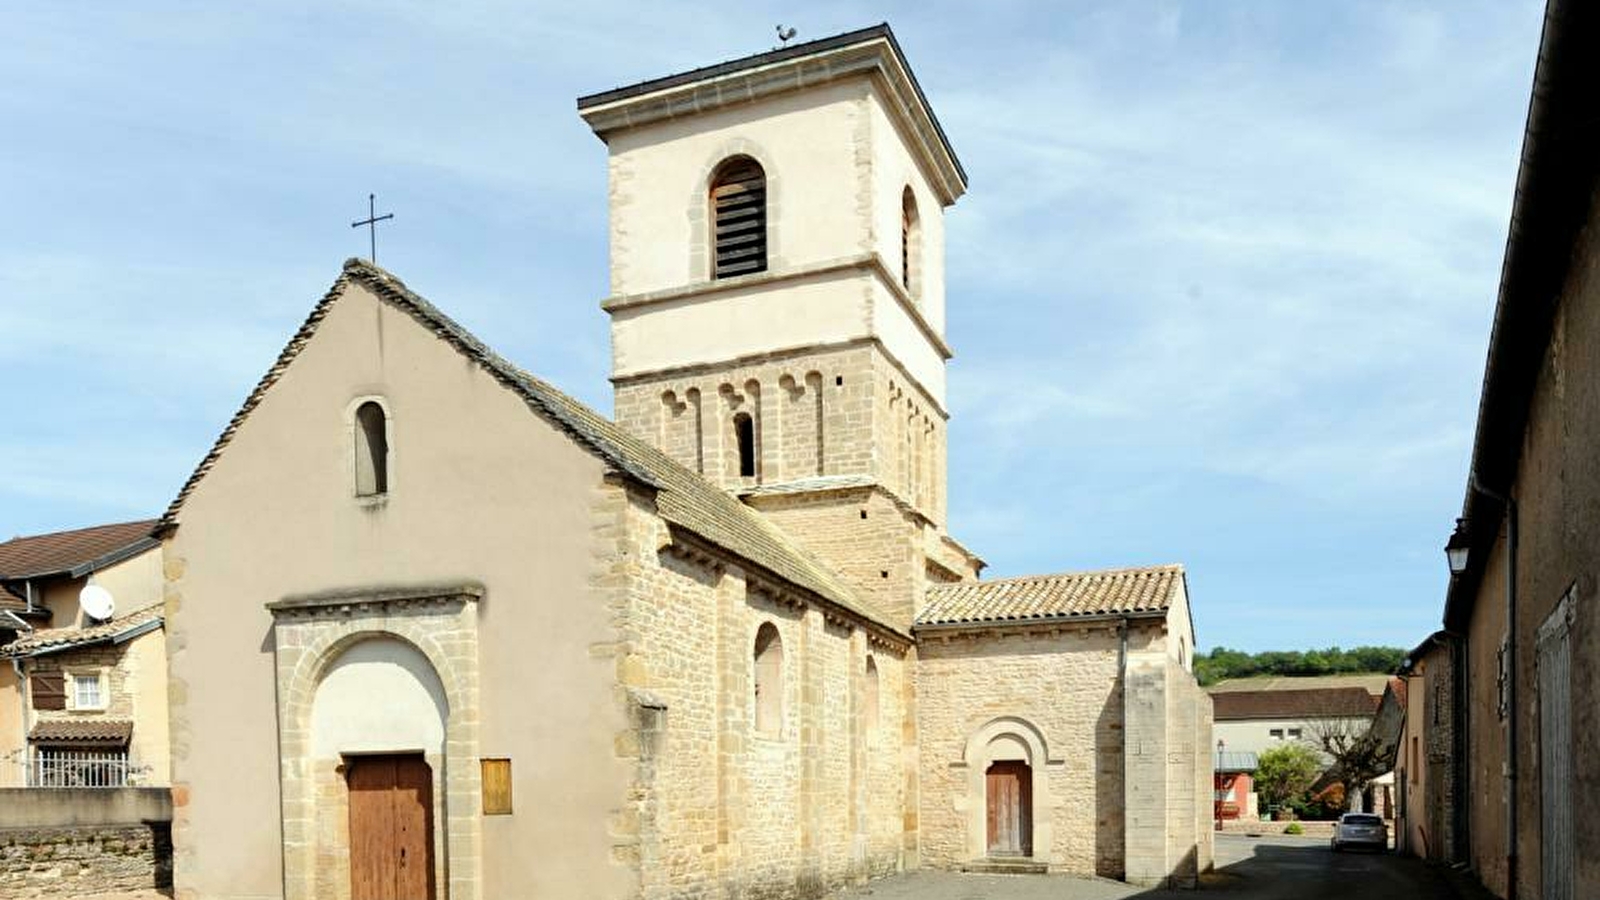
348, 755, 436, 900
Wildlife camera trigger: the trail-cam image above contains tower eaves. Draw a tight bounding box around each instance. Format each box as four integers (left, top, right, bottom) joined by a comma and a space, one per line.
576, 23, 967, 204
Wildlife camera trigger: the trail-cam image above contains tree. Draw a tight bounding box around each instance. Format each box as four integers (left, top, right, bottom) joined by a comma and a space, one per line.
1254, 742, 1321, 808
1302, 713, 1390, 810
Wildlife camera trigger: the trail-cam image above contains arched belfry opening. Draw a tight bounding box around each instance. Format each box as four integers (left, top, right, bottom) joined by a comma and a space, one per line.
710, 156, 768, 279
901, 186, 920, 298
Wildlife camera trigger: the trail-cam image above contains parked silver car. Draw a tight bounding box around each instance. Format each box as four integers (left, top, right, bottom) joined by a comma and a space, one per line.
1330, 812, 1388, 851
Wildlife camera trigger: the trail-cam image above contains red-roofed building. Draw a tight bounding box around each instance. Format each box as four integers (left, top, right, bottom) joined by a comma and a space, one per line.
0, 520, 168, 788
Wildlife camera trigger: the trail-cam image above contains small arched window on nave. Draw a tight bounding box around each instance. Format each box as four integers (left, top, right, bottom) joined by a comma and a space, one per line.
354, 401, 389, 496
710, 156, 767, 279
864, 656, 880, 733
754, 622, 784, 735
901, 186, 920, 298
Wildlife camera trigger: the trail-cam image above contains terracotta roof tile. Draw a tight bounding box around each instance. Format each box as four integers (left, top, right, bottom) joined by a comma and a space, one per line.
917, 564, 1182, 628
1210, 687, 1377, 721
1, 604, 163, 658
29, 719, 133, 744
0, 520, 159, 579
157, 260, 907, 643
0, 583, 26, 613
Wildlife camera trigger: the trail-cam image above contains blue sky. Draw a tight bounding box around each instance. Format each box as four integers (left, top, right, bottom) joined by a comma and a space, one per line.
0, 2, 1543, 652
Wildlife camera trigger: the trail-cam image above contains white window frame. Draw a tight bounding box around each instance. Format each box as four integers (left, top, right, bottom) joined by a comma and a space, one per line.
1269, 728, 1284, 740
67, 669, 108, 711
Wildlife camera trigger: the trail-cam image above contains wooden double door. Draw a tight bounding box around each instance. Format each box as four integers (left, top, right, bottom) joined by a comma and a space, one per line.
985, 760, 1033, 857
347, 754, 436, 900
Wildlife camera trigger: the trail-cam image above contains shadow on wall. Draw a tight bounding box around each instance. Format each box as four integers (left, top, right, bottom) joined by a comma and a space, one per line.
1095, 690, 1124, 880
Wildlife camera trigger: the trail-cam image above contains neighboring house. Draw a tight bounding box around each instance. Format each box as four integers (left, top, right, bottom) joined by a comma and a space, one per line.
1209, 686, 1377, 760
154, 26, 1213, 900
1213, 750, 1259, 821
1393, 632, 1459, 863
0, 520, 169, 788
1428, 5, 1600, 898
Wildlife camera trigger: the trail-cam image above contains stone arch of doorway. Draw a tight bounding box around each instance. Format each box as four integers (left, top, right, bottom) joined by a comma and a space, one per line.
958, 716, 1061, 864
268, 584, 483, 900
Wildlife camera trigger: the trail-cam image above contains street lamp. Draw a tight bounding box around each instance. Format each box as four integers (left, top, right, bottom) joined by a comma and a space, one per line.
1445, 517, 1472, 575
1215, 739, 1226, 831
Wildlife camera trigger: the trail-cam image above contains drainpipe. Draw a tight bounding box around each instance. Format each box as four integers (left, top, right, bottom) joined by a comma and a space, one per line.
1472, 476, 1517, 898
11, 658, 27, 785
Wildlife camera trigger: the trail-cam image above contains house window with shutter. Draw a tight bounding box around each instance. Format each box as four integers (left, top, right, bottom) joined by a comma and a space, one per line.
30, 672, 65, 711
710, 157, 767, 279
72, 673, 105, 710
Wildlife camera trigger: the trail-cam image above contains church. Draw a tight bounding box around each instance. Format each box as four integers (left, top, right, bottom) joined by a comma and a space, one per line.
158, 24, 1212, 900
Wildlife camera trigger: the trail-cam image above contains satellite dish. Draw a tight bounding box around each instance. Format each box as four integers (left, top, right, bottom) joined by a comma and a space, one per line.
80, 584, 116, 621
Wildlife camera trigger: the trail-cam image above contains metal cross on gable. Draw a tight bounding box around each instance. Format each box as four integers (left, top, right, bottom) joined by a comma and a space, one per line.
351, 193, 395, 263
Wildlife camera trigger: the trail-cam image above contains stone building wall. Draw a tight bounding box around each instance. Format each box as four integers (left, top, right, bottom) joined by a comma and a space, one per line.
1421, 643, 1456, 862
747, 488, 921, 632
25, 632, 169, 786
613, 340, 947, 526
0, 823, 171, 899
616, 493, 911, 899
914, 624, 1127, 878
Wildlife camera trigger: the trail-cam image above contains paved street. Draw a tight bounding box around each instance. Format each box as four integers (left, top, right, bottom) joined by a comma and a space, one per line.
827, 835, 1486, 899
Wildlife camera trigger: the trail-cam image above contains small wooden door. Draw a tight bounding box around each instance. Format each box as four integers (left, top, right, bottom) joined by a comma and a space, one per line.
348, 755, 436, 900
985, 761, 1032, 856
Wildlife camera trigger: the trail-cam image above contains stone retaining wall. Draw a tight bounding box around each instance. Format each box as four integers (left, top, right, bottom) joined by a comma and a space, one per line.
0, 822, 172, 898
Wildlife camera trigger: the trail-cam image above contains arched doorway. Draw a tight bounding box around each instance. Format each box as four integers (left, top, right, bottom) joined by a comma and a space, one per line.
961, 718, 1054, 863
984, 733, 1034, 857
985, 760, 1033, 856
311, 636, 448, 900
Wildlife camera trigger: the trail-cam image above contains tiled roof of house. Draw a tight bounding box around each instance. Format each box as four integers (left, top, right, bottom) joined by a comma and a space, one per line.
0, 583, 26, 613
29, 719, 133, 744
1206, 674, 1393, 698
916, 564, 1182, 628
0, 603, 163, 658
156, 260, 906, 643
1210, 687, 1378, 721
1387, 676, 1407, 708
0, 520, 159, 579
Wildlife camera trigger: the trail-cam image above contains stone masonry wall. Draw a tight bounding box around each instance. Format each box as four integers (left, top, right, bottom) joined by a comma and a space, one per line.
748, 488, 922, 633
915, 625, 1127, 878
615, 493, 912, 900
613, 340, 947, 526
0, 822, 172, 899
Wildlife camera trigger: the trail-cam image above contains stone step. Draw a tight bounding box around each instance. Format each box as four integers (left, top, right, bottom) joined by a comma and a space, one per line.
960, 858, 1050, 875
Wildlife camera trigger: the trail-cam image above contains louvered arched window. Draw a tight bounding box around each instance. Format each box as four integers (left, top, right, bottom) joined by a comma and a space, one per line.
711, 156, 767, 279
901, 186, 920, 297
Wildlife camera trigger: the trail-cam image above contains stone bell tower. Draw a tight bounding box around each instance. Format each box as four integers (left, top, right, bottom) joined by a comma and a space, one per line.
578, 25, 982, 625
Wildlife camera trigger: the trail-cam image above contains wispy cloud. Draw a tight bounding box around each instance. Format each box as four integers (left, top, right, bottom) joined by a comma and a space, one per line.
0, 1, 1544, 650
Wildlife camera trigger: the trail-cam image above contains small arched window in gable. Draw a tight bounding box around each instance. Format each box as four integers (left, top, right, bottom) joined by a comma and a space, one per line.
733, 411, 756, 478
354, 401, 389, 496
864, 656, 880, 732
711, 157, 767, 279
900, 186, 920, 298
754, 622, 784, 735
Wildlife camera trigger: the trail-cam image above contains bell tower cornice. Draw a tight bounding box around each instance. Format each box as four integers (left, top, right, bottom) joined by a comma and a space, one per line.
577, 24, 967, 206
